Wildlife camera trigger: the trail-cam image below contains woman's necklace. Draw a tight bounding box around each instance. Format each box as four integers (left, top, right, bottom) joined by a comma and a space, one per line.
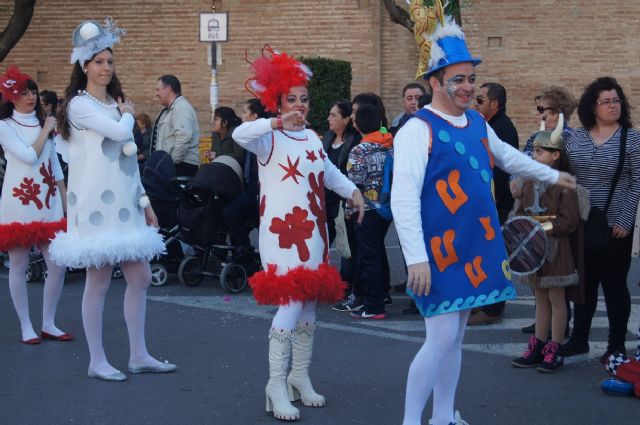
280, 130, 308, 141
9, 116, 40, 128
79, 89, 118, 109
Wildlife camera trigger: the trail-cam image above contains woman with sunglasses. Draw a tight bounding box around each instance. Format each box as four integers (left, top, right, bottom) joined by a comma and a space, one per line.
523, 86, 577, 157
563, 76, 640, 363
0, 66, 70, 344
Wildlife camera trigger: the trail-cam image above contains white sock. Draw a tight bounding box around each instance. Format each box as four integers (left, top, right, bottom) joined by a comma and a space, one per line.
402, 310, 469, 425
40, 244, 67, 335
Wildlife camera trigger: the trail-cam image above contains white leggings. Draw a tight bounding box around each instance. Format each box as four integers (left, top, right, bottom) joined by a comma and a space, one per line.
271, 300, 318, 332
8, 244, 66, 338
83, 261, 152, 369
403, 310, 471, 425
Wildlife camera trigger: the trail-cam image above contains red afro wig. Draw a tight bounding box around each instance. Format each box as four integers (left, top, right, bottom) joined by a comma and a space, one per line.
246, 45, 312, 113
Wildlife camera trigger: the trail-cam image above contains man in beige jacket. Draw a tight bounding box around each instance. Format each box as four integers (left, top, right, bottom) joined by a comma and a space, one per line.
152, 75, 200, 176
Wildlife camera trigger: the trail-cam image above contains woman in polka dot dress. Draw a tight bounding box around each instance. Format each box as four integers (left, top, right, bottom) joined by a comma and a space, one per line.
0, 65, 70, 345
50, 18, 174, 381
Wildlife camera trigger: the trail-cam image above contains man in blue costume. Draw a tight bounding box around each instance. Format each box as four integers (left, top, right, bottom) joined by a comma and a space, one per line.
390, 18, 577, 425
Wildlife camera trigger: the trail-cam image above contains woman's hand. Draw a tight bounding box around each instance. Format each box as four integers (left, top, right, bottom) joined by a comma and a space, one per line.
280, 111, 305, 131
117, 97, 135, 116
205, 151, 216, 161
43, 116, 57, 134
612, 224, 630, 239
144, 205, 159, 228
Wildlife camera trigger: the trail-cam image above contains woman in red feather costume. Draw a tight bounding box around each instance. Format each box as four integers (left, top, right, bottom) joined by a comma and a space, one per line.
0, 65, 71, 344
233, 46, 365, 421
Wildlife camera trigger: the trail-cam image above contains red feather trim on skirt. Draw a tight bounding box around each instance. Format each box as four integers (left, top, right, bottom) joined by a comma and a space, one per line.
249, 262, 346, 305
0, 218, 67, 251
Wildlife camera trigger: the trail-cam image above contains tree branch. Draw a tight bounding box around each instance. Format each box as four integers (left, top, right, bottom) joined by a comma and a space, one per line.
382, 0, 414, 33
0, 0, 36, 62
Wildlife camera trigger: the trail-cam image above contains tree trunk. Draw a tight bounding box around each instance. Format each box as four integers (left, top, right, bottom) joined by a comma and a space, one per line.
0, 0, 37, 63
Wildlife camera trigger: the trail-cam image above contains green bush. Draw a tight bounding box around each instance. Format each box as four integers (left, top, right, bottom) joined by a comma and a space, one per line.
300, 57, 352, 135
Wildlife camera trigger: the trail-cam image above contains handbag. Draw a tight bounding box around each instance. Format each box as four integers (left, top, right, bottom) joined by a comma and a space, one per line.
584, 127, 627, 252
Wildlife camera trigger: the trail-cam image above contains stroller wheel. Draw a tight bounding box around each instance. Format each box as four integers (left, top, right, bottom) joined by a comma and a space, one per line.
150, 264, 169, 286
220, 263, 247, 293
179, 256, 205, 286
26, 262, 43, 283
111, 264, 124, 279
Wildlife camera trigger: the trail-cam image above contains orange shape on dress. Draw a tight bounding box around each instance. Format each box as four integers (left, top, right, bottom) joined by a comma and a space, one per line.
430, 229, 458, 273
436, 169, 468, 215
464, 256, 487, 288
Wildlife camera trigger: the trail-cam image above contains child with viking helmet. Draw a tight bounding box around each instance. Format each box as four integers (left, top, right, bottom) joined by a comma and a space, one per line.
0, 65, 71, 344
511, 114, 582, 373
232, 46, 365, 421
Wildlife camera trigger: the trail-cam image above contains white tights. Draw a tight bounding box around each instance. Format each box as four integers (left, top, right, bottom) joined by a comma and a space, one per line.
271, 300, 318, 332
83, 261, 165, 375
403, 310, 471, 425
8, 244, 66, 341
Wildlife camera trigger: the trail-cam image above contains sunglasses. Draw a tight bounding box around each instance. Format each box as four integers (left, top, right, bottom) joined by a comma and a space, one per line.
536, 106, 554, 114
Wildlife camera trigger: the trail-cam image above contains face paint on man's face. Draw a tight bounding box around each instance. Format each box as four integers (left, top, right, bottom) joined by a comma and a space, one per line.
445, 74, 476, 99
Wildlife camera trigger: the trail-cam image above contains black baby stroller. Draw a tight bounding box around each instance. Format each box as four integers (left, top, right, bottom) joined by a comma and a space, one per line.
176, 156, 259, 293
141, 151, 188, 286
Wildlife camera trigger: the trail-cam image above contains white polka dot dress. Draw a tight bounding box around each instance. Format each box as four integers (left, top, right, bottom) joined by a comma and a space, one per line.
50, 94, 164, 268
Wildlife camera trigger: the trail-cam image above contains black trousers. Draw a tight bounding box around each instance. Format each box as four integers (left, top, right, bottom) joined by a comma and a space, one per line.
356, 210, 391, 314
572, 234, 632, 351
222, 193, 259, 247
340, 215, 360, 296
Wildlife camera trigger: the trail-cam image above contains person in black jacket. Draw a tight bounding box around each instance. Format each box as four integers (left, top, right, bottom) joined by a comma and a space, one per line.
469, 82, 519, 325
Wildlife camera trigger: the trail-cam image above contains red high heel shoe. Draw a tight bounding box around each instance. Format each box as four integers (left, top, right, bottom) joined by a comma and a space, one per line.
41, 331, 74, 341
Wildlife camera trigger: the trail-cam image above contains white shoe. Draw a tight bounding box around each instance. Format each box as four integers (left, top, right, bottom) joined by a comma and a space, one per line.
88, 367, 127, 382
128, 360, 177, 374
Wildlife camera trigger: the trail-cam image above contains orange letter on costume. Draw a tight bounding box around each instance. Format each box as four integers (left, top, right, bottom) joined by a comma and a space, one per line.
465, 256, 487, 288
436, 169, 468, 215
479, 216, 495, 240
430, 229, 459, 273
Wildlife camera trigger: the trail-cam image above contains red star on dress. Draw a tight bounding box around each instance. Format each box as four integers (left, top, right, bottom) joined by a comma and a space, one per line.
279, 155, 304, 184
318, 149, 326, 160
306, 150, 318, 162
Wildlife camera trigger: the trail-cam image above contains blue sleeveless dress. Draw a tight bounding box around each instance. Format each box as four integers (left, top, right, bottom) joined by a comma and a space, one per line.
409, 108, 515, 317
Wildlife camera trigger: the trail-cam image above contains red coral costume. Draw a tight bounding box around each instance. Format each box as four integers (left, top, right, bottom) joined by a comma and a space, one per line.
0, 107, 65, 251
246, 129, 353, 305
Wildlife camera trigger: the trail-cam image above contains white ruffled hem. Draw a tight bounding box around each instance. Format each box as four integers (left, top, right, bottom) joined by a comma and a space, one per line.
49, 226, 165, 268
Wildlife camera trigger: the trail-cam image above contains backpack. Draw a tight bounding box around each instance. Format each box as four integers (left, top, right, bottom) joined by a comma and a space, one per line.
366, 150, 393, 221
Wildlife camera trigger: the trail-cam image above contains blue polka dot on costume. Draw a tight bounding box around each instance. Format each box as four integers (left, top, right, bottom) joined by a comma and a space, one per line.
438, 130, 451, 143
481, 170, 491, 183
469, 156, 479, 169
455, 142, 466, 155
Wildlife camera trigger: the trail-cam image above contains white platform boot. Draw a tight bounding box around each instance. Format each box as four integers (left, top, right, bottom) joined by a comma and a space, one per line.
287, 323, 326, 407
266, 329, 300, 421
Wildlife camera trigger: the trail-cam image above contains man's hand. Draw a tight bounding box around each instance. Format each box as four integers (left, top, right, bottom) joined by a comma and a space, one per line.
510, 179, 522, 199
407, 261, 431, 297
280, 111, 306, 131
556, 171, 577, 190
348, 189, 366, 224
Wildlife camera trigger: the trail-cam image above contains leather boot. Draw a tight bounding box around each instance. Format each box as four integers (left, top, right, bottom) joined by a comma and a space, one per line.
287, 323, 326, 407
266, 329, 300, 421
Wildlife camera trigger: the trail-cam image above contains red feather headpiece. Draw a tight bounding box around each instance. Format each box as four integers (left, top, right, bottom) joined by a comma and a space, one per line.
245, 45, 312, 113
0, 65, 33, 103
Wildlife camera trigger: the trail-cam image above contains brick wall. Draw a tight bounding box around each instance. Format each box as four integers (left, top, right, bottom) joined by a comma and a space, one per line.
1, 0, 638, 144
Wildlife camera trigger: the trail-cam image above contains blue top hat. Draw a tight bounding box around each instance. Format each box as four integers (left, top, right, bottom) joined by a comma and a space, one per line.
424, 20, 481, 79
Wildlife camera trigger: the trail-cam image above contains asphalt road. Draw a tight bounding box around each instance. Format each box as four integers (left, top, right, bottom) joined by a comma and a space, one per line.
0, 227, 638, 425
